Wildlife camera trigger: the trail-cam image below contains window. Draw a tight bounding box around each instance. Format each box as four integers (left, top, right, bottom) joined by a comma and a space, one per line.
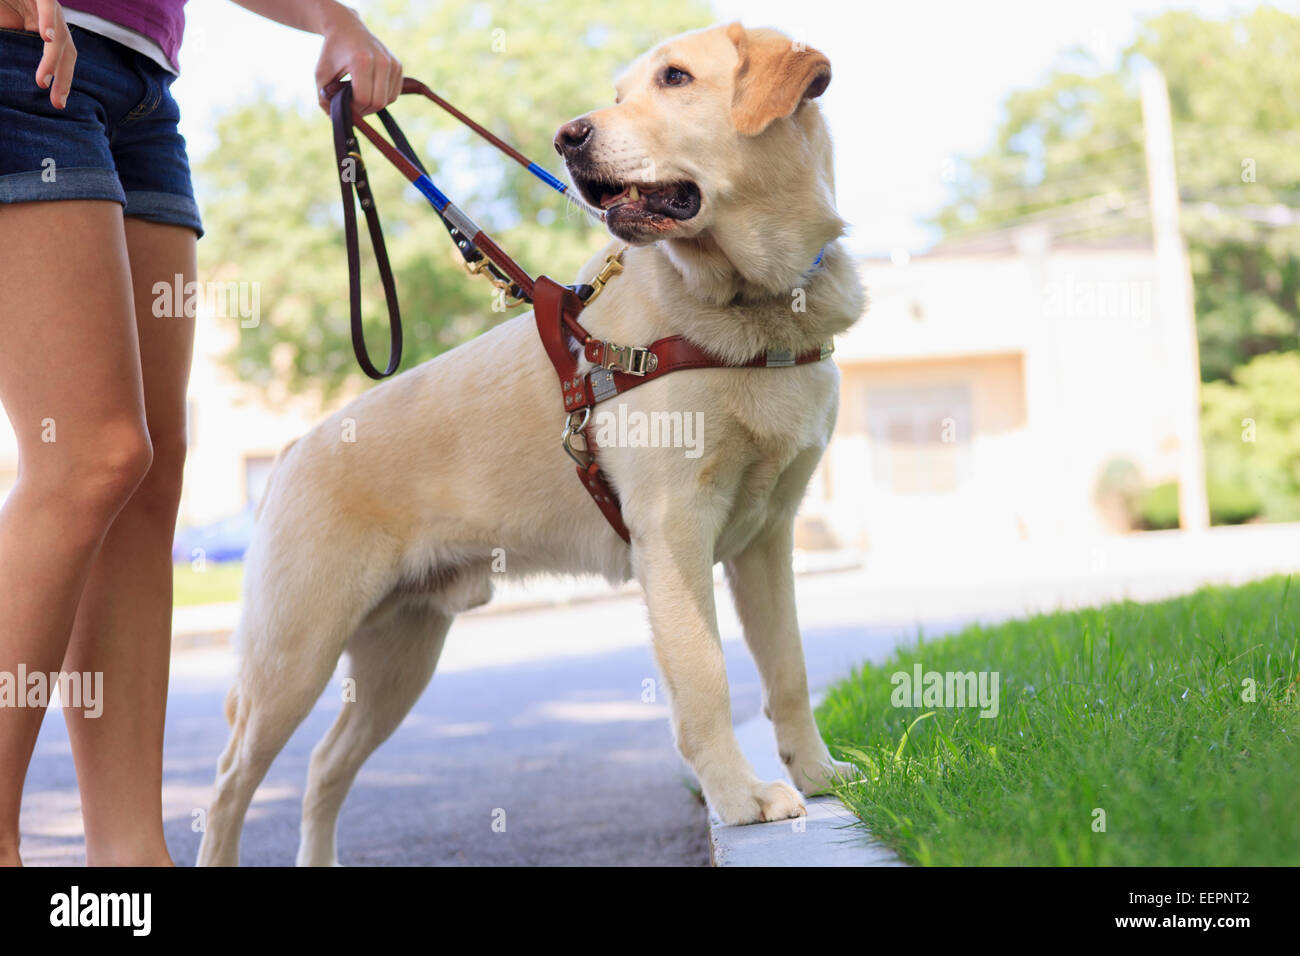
868, 384, 973, 494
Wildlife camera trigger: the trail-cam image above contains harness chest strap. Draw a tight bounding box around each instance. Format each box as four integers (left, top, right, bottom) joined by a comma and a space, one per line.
533, 255, 834, 544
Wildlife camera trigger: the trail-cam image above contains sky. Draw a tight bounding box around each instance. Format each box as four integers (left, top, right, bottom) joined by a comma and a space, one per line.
172, 0, 1258, 256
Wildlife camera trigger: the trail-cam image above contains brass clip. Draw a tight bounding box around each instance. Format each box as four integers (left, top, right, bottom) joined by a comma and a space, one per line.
463, 256, 527, 308
584, 247, 626, 305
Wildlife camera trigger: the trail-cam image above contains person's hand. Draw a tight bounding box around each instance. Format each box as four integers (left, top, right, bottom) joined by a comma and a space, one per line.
0, 0, 76, 109
315, 4, 401, 115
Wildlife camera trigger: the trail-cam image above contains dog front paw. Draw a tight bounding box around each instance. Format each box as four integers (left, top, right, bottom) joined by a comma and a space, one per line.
787, 756, 857, 796
711, 778, 807, 825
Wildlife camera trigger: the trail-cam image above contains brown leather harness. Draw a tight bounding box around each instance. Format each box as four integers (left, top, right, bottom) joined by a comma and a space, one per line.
324, 78, 832, 542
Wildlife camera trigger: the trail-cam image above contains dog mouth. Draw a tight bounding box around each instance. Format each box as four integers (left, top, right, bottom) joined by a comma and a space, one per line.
571, 171, 702, 229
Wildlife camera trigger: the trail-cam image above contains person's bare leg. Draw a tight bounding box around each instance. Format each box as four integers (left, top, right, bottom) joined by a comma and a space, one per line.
0, 201, 153, 867
61, 218, 197, 867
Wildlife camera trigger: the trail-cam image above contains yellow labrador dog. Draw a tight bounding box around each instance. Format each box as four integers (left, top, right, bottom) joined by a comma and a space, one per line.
198, 21, 863, 866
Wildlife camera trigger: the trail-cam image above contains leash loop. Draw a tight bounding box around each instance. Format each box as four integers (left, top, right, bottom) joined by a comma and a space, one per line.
325, 77, 560, 378
330, 83, 403, 379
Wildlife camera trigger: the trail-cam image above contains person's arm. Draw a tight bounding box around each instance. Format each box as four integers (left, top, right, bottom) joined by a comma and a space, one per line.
228, 0, 401, 114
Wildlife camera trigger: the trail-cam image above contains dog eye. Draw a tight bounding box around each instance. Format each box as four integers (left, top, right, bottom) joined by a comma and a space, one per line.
660, 65, 693, 87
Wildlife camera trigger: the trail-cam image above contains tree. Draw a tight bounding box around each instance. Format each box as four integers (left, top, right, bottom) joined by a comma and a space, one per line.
935, 8, 1300, 384
197, 0, 711, 402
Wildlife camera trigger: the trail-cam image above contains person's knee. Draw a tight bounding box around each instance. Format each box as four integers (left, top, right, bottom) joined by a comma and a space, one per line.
25, 419, 154, 521
132, 427, 188, 518
83, 423, 155, 513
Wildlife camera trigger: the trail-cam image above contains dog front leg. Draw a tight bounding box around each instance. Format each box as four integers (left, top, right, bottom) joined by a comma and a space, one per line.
725, 521, 853, 795
634, 522, 805, 825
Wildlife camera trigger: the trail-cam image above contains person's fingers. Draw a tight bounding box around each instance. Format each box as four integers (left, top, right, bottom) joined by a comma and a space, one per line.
349, 52, 378, 114
317, 76, 339, 112
50, 37, 76, 109
35, 42, 56, 88
35, 1, 58, 82
315, 53, 343, 112
313, 37, 401, 114
369, 56, 394, 114
34, 1, 75, 109
372, 55, 396, 112
386, 55, 403, 108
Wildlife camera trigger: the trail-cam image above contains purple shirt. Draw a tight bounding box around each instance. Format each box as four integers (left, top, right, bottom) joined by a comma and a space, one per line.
62, 0, 187, 72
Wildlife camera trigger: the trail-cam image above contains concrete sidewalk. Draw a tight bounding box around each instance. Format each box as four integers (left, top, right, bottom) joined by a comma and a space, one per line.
708, 707, 901, 867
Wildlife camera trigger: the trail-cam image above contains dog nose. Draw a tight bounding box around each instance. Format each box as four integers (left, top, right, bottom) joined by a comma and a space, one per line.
554, 118, 594, 157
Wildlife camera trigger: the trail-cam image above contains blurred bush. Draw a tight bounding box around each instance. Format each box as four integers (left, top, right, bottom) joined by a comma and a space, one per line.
1136, 481, 1178, 530
1201, 351, 1300, 522
1136, 476, 1262, 530
1096, 457, 1145, 531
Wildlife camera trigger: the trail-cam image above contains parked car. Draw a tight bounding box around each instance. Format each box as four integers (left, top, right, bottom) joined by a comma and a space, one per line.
172, 508, 256, 564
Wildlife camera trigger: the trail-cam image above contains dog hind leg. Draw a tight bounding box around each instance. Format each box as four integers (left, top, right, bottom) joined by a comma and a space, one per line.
297, 601, 451, 866
197, 539, 393, 866
196, 624, 352, 866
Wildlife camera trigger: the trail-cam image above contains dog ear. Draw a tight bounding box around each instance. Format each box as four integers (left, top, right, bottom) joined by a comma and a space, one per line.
727, 23, 831, 137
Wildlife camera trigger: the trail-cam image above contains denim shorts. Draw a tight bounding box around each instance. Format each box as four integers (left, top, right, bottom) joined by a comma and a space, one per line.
0, 24, 203, 237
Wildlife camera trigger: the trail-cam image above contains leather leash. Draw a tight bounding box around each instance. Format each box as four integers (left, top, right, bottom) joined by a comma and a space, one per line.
323, 77, 833, 543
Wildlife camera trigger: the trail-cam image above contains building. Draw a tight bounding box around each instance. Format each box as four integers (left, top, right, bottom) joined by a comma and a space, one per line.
802, 227, 1194, 551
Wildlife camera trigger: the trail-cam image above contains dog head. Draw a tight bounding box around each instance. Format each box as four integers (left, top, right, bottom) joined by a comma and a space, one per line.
556, 23, 834, 251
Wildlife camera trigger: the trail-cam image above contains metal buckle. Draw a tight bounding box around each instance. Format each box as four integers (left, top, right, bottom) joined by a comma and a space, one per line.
463, 257, 527, 308
764, 348, 796, 368
601, 342, 657, 376
583, 248, 626, 305
561, 407, 592, 468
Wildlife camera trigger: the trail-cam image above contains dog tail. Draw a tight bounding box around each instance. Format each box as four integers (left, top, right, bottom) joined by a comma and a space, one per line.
223, 684, 239, 727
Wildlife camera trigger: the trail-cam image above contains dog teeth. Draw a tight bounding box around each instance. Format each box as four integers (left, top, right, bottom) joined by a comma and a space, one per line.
601, 184, 646, 209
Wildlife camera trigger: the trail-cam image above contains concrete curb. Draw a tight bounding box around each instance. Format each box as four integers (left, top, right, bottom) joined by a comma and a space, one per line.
707, 707, 903, 867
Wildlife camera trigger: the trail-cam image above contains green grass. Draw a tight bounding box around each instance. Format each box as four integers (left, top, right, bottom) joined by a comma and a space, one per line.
172, 562, 244, 607
817, 577, 1300, 865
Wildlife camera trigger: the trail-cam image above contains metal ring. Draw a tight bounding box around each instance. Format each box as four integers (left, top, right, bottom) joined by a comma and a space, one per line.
561, 407, 592, 468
